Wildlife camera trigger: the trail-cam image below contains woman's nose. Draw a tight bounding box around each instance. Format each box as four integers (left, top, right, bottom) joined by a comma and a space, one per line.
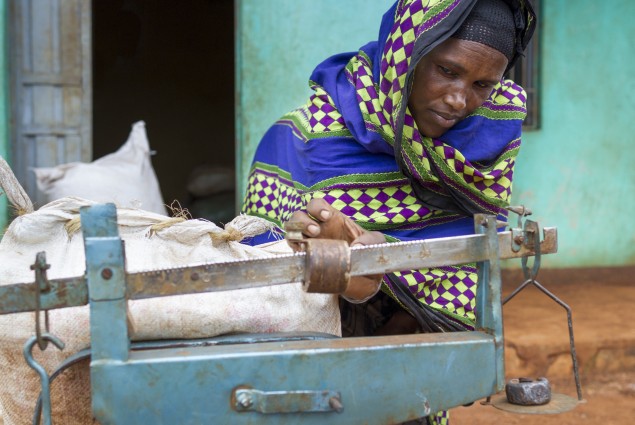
443, 87, 467, 112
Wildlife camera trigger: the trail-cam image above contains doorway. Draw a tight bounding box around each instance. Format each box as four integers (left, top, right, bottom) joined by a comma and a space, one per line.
92, 0, 235, 223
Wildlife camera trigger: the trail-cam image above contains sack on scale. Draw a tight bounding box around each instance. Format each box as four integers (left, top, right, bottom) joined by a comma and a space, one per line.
0, 157, 340, 424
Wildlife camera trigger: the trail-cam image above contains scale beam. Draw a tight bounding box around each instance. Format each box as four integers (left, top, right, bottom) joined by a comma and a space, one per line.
0, 227, 556, 315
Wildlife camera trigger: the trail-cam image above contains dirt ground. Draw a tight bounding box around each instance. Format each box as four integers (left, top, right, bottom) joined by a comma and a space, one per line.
451, 372, 635, 425
451, 266, 635, 425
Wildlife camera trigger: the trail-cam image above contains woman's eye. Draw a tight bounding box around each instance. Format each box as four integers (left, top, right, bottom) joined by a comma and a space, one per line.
438, 66, 453, 75
475, 81, 491, 89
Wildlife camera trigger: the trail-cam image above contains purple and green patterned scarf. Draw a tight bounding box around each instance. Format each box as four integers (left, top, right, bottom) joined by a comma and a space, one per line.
243, 0, 535, 332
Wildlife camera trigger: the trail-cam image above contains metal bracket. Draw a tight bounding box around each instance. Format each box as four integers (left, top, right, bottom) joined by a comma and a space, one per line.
284, 222, 352, 294
284, 221, 305, 243
30, 252, 51, 351
303, 239, 351, 293
232, 387, 344, 414
507, 205, 533, 253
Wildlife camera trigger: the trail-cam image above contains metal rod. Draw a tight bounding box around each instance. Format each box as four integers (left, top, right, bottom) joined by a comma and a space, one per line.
503, 279, 583, 401
0, 228, 558, 315
23, 334, 65, 425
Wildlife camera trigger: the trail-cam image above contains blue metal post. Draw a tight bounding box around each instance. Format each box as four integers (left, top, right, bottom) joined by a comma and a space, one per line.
474, 214, 505, 392
80, 204, 129, 362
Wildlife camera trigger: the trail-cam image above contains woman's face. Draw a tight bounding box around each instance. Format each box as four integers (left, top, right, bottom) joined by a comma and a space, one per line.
408, 37, 508, 138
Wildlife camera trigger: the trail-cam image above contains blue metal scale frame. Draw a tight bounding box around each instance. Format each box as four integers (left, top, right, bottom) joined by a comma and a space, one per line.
80, 204, 507, 425
0, 203, 557, 424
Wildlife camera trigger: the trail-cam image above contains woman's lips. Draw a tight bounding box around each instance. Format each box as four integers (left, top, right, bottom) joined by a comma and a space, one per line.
431, 110, 459, 129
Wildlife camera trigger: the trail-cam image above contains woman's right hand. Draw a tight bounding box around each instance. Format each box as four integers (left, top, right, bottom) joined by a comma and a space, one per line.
284, 198, 385, 302
285, 198, 385, 250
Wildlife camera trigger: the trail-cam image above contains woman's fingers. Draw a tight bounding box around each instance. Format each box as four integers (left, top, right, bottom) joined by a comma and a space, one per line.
286, 211, 320, 237
305, 198, 364, 243
285, 198, 382, 248
351, 231, 385, 247
304, 198, 335, 223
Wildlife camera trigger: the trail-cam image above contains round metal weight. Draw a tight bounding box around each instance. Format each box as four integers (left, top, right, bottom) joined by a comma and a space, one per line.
303, 239, 351, 294
491, 392, 579, 415
506, 377, 551, 406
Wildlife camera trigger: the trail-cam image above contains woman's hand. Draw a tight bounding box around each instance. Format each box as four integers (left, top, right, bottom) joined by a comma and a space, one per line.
285, 198, 385, 302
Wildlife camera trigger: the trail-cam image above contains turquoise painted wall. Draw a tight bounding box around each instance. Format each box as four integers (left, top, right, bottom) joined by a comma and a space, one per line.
236, 0, 393, 203
236, 0, 635, 268
512, 0, 635, 267
0, 0, 9, 232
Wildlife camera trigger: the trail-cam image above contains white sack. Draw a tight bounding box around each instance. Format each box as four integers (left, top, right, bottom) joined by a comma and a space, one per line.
32, 121, 168, 215
0, 197, 340, 425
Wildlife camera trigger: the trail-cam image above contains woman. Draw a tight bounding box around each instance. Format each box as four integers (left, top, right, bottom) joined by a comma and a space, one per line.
242, 0, 536, 423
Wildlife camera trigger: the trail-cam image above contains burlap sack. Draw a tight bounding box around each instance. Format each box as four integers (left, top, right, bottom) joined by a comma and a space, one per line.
32, 121, 168, 215
0, 196, 340, 424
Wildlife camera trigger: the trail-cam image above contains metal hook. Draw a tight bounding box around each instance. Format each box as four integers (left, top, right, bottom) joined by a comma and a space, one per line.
30, 252, 51, 351
503, 225, 584, 403
520, 220, 541, 281
506, 205, 533, 229
23, 333, 65, 425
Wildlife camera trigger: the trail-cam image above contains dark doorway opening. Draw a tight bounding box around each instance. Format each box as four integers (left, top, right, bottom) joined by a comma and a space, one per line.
92, 0, 235, 223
